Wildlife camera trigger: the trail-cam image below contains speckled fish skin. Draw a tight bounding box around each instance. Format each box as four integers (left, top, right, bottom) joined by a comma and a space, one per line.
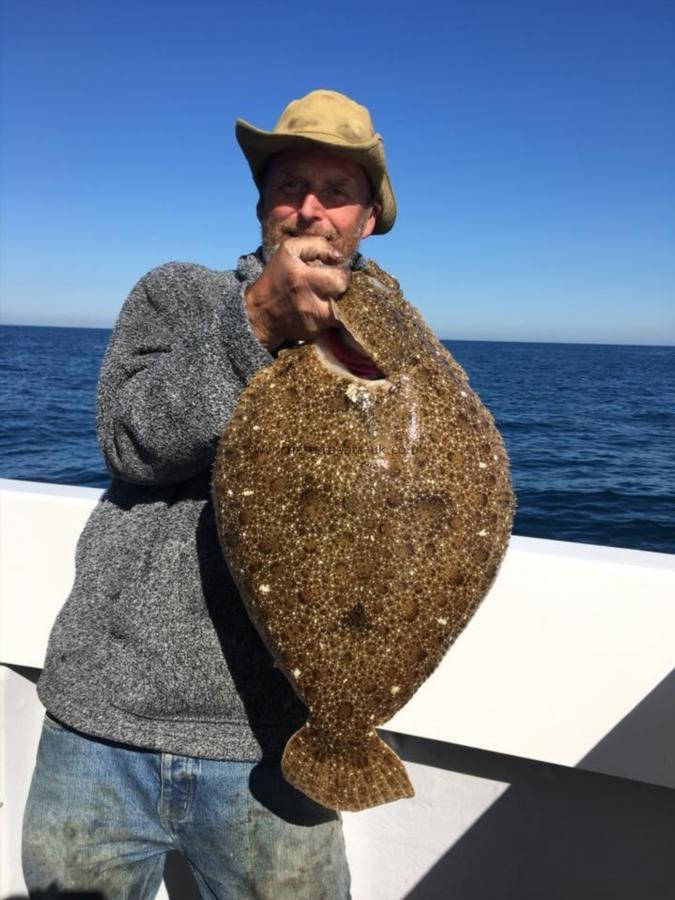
212, 260, 515, 811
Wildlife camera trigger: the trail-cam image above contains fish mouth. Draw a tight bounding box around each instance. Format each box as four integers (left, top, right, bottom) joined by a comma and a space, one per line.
314, 327, 387, 382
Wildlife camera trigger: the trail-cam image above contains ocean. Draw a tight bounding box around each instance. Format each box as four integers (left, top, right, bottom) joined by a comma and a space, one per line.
1, 324, 673, 554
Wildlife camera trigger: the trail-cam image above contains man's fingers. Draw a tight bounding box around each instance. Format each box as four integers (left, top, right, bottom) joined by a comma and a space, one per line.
252, 235, 349, 344
287, 236, 343, 266
305, 264, 350, 300
308, 299, 339, 330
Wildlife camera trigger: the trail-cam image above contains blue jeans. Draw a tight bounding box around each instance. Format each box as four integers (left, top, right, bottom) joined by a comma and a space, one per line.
22, 714, 351, 899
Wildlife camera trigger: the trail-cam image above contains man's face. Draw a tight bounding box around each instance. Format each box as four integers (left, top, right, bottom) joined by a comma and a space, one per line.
257, 148, 380, 263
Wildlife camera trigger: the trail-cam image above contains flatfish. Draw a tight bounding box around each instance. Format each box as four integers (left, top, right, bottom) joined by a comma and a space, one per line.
212, 261, 515, 811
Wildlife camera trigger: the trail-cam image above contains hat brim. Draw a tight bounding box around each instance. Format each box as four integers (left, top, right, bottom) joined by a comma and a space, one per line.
236, 119, 396, 235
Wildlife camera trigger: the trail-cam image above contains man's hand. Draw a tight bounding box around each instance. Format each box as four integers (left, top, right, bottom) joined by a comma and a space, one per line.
245, 237, 350, 352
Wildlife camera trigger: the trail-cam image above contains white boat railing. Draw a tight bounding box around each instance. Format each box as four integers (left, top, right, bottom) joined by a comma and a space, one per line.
2, 477, 674, 899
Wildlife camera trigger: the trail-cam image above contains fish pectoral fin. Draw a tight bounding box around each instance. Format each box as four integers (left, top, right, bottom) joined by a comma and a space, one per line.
281, 722, 414, 812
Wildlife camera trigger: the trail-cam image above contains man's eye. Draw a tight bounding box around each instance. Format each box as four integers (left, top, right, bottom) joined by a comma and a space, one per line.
280, 179, 302, 192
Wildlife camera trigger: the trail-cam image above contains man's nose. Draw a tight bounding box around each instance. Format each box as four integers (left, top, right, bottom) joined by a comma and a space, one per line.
297, 191, 325, 220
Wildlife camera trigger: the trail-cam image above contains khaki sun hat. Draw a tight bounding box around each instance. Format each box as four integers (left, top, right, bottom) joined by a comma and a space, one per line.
236, 89, 396, 234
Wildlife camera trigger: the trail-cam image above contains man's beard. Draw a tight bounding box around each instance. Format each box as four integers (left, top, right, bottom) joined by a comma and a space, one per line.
260, 211, 370, 266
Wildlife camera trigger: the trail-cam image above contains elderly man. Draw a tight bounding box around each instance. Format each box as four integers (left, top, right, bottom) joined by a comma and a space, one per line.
22, 89, 395, 899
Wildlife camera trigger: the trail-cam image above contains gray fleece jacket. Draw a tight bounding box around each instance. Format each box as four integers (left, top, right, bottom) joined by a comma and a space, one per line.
37, 250, 312, 761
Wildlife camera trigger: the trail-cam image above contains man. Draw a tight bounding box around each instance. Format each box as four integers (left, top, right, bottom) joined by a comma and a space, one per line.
22, 89, 396, 898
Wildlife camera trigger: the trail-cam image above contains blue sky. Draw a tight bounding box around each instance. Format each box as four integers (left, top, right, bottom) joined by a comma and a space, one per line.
1, 0, 673, 343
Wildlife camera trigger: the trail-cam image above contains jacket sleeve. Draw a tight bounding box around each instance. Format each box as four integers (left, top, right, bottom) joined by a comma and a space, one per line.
96, 261, 273, 485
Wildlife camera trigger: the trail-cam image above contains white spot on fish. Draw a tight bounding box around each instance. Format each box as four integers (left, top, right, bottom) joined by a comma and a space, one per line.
252, 425, 260, 431
242, 489, 254, 496
478, 529, 488, 537
460, 390, 468, 397
292, 668, 301, 678
437, 617, 448, 625
390, 685, 401, 695
478, 461, 487, 469
259, 584, 271, 594
345, 383, 372, 410
227, 489, 233, 497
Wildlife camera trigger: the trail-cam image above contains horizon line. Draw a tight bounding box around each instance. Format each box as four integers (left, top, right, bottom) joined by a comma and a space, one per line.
1, 321, 673, 349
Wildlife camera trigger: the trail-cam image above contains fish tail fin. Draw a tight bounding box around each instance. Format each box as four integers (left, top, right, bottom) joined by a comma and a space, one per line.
281, 723, 414, 812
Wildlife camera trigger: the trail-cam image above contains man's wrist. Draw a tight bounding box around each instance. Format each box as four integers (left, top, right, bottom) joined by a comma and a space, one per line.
244, 282, 280, 352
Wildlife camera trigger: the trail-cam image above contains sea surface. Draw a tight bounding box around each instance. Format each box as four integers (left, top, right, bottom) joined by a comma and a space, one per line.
1, 324, 673, 554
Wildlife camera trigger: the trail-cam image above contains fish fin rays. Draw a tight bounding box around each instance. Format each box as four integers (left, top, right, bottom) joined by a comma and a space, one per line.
281, 723, 414, 812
